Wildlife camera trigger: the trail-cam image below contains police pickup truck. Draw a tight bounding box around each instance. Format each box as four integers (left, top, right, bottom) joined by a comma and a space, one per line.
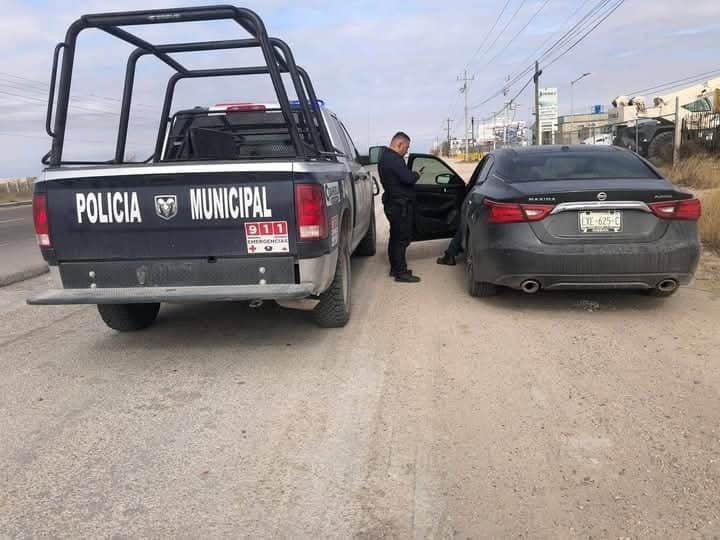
28, 6, 377, 330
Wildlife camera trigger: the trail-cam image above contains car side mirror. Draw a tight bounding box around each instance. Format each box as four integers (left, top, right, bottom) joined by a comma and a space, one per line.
368, 146, 384, 165
435, 173, 453, 185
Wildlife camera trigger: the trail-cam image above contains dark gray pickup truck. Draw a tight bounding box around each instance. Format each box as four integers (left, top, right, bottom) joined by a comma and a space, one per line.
28, 6, 377, 330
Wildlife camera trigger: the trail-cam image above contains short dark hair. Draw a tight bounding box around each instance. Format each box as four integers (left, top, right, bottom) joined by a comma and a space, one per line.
391, 131, 411, 144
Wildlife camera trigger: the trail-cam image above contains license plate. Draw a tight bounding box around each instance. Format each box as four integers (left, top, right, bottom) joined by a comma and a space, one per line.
579, 210, 622, 233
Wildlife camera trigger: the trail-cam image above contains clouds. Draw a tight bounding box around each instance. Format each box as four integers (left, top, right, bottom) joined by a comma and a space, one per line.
0, 0, 719, 177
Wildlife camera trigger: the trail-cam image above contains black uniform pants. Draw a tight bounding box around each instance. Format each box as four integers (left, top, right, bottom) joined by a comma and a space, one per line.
384, 198, 414, 274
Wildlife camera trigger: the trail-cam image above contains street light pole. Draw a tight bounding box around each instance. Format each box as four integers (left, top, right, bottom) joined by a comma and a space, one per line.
570, 72, 591, 116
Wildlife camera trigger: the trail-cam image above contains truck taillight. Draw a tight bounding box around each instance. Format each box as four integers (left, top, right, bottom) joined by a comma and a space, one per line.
484, 199, 554, 224
295, 184, 327, 241
649, 198, 701, 221
33, 193, 51, 248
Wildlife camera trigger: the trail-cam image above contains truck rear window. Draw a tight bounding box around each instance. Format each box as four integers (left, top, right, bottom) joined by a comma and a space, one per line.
501, 151, 658, 182
163, 109, 314, 161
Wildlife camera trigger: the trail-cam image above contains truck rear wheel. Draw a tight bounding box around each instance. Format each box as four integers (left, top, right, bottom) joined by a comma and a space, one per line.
354, 203, 377, 257
313, 241, 351, 328
97, 303, 160, 332
647, 131, 674, 165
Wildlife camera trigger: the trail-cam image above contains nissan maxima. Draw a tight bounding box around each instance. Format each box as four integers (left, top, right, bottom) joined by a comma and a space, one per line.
398, 145, 701, 297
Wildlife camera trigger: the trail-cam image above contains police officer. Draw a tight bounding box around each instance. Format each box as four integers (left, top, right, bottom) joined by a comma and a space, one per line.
378, 132, 423, 283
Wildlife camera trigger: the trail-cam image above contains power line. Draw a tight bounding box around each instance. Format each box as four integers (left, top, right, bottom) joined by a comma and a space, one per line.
543, 0, 625, 69
475, 0, 553, 74
464, 0, 514, 70
0, 70, 158, 111
469, 0, 621, 111
475, 0, 528, 66
627, 68, 720, 97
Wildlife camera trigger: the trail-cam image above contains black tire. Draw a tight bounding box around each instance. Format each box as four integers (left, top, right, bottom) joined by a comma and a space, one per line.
97, 303, 160, 332
647, 131, 674, 165
313, 241, 351, 328
465, 233, 498, 298
353, 203, 377, 257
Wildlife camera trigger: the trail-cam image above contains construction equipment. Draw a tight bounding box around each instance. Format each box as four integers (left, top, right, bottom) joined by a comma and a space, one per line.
609, 77, 720, 163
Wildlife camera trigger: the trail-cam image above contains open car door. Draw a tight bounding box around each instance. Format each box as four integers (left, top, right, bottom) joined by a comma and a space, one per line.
407, 154, 466, 241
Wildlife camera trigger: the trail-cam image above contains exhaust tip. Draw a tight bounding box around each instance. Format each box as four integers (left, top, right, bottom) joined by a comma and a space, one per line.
657, 279, 678, 293
520, 280, 541, 294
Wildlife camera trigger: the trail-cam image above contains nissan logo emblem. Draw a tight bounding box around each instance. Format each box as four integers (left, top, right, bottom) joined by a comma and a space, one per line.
597, 192, 608, 201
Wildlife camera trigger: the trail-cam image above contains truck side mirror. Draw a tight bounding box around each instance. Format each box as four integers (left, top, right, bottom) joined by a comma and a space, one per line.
368, 146, 384, 165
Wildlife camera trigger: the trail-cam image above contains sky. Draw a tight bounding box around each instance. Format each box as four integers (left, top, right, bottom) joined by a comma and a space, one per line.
1, 0, 719, 178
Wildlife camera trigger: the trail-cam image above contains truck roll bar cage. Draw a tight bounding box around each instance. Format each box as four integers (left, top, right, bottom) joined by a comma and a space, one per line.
43, 5, 332, 167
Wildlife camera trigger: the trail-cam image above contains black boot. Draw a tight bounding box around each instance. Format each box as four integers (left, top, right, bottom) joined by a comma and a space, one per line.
436, 253, 456, 266
395, 271, 421, 283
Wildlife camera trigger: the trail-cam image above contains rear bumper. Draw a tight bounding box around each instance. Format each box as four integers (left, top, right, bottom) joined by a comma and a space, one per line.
27, 283, 315, 305
493, 273, 694, 291
27, 250, 338, 305
473, 224, 700, 291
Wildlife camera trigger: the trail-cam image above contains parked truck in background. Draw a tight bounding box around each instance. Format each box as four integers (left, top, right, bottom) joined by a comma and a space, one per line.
28, 6, 377, 330
609, 77, 720, 163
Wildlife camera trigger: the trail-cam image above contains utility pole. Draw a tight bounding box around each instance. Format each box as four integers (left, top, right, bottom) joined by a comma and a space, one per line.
471, 116, 475, 149
458, 70, 475, 161
534, 61, 542, 146
444, 118, 453, 157
492, 112, 497, 150
673, 96, 682, 165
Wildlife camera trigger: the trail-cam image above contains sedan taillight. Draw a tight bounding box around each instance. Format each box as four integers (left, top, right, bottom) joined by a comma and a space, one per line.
33, 193, 51, 248
649, 198, 701, 221
484, 199, 555, 224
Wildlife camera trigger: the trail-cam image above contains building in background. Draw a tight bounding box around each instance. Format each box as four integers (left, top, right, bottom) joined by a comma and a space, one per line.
557, 107, 611, 144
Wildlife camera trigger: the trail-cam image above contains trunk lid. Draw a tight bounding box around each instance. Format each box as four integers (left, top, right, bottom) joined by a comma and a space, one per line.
502, 178, 693, 244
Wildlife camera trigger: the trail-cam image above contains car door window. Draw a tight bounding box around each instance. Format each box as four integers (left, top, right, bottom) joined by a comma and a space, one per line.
472, 156, 495, 189
411, 156, 461, 186
330, 116, 354, 159
324, 114, 349, 156
339, 122, 360, 162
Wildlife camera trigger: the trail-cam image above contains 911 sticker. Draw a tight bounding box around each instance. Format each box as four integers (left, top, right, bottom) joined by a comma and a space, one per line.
245, 221, 289, 254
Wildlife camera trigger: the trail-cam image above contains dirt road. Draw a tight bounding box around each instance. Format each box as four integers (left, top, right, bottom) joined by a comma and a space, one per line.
1, 204, 719, 537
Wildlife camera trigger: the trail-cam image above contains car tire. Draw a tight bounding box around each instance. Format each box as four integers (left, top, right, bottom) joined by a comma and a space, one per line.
647, 131, 674, 165
313, 240, 351, 328
353, 203, 376, 257
465, 234, 498, 298
97, 303, 161, 332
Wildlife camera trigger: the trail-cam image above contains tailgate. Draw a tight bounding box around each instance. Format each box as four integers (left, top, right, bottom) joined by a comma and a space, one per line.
43, 169, 297, 260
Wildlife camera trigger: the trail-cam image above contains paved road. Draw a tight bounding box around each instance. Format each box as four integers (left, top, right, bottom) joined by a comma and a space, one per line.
1, 206, 719, 538
0, 205, 46, 281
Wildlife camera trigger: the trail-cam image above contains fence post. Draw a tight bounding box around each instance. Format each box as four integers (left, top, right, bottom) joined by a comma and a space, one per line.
673, 97, 682, 165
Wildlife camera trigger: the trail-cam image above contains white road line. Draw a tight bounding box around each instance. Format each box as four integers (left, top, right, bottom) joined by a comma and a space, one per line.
0, 218, 25, 224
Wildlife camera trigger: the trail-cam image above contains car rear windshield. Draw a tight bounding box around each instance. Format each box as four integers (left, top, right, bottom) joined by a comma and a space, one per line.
500, 151, 658, 182
162, 109, 316, 161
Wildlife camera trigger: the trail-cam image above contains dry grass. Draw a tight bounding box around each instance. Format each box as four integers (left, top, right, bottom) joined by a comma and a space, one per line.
699, 189, 720, 251
0, 191, 32, 204
661, 154, 720, 190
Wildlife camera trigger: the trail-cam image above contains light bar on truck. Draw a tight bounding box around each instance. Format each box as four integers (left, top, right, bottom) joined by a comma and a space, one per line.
215, 103, 267, 112
289, 99, 325, 109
